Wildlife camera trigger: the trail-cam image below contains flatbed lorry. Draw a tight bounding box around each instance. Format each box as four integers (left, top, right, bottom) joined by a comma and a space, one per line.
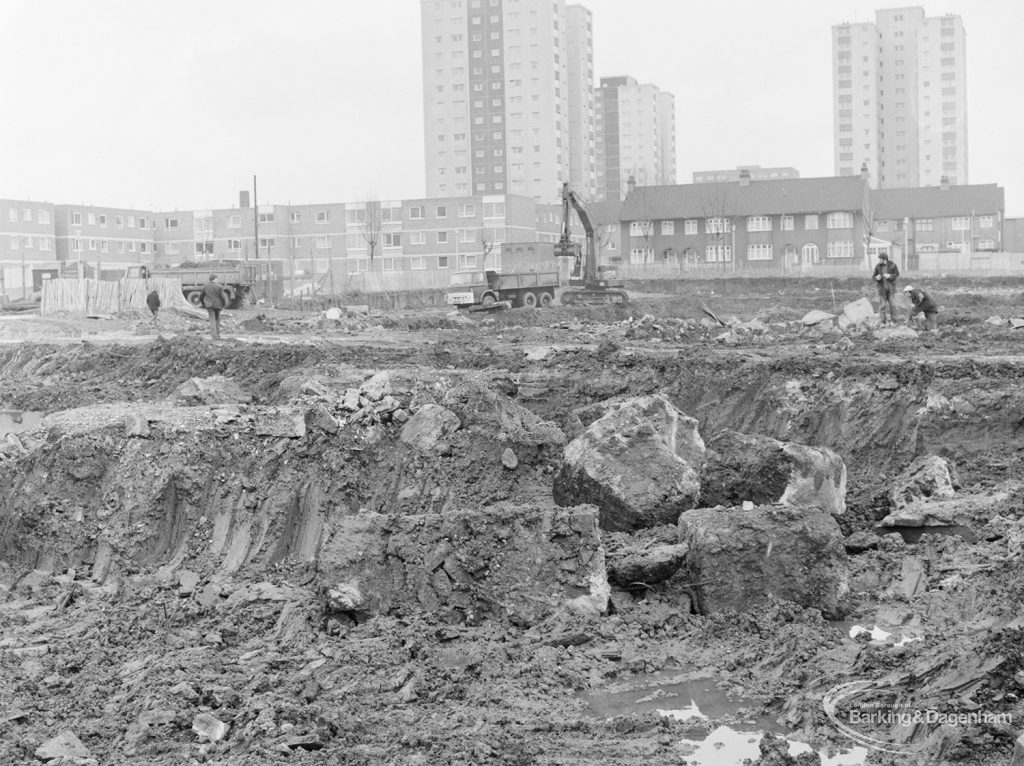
446, 269, 560, 308
127, 261, 260, 309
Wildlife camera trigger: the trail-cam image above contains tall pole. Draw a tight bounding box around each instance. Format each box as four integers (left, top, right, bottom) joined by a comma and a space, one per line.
328, 248, 335, 294
310, 248, 316, 296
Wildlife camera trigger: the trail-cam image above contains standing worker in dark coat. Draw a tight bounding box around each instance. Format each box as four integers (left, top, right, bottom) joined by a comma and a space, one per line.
903, 284, 939, 330
146, 288, 161, 324
200, 274, 227, 340
872, 253, 900, 324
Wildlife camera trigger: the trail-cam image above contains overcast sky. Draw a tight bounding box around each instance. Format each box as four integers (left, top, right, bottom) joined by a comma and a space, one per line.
0, 0, 1020, 214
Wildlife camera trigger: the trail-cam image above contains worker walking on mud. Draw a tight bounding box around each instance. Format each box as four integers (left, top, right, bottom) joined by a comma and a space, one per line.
872, 253, 900, 324
200, 274, 227, 340
146, 288, 161, 325
903, 284, 939, 330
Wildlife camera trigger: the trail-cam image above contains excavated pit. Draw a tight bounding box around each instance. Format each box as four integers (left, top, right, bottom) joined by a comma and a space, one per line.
3, 278, 1024, 765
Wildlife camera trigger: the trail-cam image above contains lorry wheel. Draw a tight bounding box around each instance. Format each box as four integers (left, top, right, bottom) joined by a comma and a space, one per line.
187, 291, 202, 307
481, 294, 496, 306
522, 291, 537, 308
539, 291, 553, 308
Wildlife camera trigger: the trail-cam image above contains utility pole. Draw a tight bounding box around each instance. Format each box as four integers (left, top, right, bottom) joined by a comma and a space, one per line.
310, 248, 316, 296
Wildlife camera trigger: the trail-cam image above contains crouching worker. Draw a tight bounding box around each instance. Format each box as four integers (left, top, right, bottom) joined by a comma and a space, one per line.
903, 284, 938, 330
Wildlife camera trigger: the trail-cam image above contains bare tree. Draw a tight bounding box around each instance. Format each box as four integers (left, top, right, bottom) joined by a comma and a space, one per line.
361, 199, 382, 262
479, 227, 495, 271
860, 175, 878, 269
698, 184, 736, 270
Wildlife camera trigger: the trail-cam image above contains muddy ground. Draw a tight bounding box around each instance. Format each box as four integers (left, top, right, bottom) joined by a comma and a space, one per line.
1, 276, 1024, 765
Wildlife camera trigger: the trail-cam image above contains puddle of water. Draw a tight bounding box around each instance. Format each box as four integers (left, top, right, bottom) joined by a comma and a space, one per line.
680, 725, 868, 766
0, 410, 44, 436
876, 525, 976, 544
585, 671, 868, 765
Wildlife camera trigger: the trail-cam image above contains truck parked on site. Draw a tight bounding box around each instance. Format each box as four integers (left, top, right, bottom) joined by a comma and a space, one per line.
127, 261, 261, 309
446, 269, 560, 308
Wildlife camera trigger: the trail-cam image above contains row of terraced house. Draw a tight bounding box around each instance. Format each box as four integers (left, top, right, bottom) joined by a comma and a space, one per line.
0, 171, 1015, 300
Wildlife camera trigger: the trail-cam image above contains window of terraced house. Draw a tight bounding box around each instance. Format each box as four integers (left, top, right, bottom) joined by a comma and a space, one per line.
661, 221, 674, 235
980, 216, 994, 228
706, 218, 731, 234
409, 206, 425, 220
164, 218, 179, 229
87, 213, 96, 225
228, 215, 241, 228
747, 216, 772, 232
228, 240, 241, 251
258, 213, 273, 223
140, 217, 148, 229
410, 257, 426, 270
747, 243, 773, 261
460, 203, 476, 217
290, 212, 301, 223
259, 238, 275, 248
805, 215, 819, 230
827, 240, 854, 258
7, 208, 16, 223
8, 236, 17, 249
781, 215, 794, 231
952, 217, 970, 231
316, 235, 330, 249
705, 245, 732, 262
684, 220, 697, 235
116, 216, 123, 228
827, 212, 853, 229
72, 212, 82, 225
20, 209, 32, 222
915, 219, 934, 232
629, 221, 651, 237
39, 237, 50, 250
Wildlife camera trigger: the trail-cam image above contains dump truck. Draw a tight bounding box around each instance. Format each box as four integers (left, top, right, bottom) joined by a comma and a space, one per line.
127, 261, 260, 309
446, 269, 560, 308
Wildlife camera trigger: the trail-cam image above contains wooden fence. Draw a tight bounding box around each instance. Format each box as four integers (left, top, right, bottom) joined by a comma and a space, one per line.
41, 277, 204, 316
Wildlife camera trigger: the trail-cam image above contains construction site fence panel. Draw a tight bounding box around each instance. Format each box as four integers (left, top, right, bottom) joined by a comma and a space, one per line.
41, 277, 201, 316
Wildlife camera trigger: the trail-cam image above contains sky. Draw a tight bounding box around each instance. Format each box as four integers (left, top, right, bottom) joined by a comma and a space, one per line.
0, 0, 1021, 214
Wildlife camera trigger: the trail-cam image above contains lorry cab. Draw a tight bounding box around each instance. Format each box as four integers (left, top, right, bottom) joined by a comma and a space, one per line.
446, 270, 490, 307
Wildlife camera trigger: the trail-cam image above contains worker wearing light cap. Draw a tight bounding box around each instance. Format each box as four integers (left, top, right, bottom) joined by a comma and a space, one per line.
903, 284, 939, 330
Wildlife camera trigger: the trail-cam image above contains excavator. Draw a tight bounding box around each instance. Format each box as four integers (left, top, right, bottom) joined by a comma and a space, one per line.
554, 182, 629, 305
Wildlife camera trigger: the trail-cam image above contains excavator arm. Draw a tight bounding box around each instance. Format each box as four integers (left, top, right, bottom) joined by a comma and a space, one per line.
553, 182, 628, 305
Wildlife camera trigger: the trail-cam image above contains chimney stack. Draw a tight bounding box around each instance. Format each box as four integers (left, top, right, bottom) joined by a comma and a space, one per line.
738, 168, 751, 187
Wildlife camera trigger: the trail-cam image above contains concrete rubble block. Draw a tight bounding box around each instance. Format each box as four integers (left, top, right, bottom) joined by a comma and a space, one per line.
191, 712, 229, 742
1010, 318, 1024, 330
985, 315, 1005, 326
873, 325, 919, 341
678, 504, 849, 617
124, 413, 150, 438
890, 455, 960, 510
307, 404, 340, 434
361, 371, 392, 402
700, 430, 847, 516
501, 448, 519, 470
399, 403, 461, 454
173, 375, 251, 406
317, 503, 608, 626
340, 388, 362, 411
606, 542, 689, 587
1011, 732, 1024, 766
552, 395, 706, 531
35, 730, 91, 761
842, 297, 876, 326
254, 409, 307, 438
801, 310, 836, 326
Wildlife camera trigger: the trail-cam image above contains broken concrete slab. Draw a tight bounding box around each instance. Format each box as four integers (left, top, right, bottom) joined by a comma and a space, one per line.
192, 712, 230, 742
1010, 318, 1024, 330
35, 730, 91, 761
361, 371, 391, 402
173, 375, 251, 406
399, 404, 461, 454
873, 325, 919, 341
501, 448, 518, 470
606, 543, 689, 587
254, 410, 307, 438
677, 504, 849, 617
553, 395, 705, 531
985, 315, 1005, 326
700, 430, 846, 516
317, 503, 608, 626
801, 310, 836, 326
845, 530, 881, 554
842, 297, 876, 326
891, 455, 961, 510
